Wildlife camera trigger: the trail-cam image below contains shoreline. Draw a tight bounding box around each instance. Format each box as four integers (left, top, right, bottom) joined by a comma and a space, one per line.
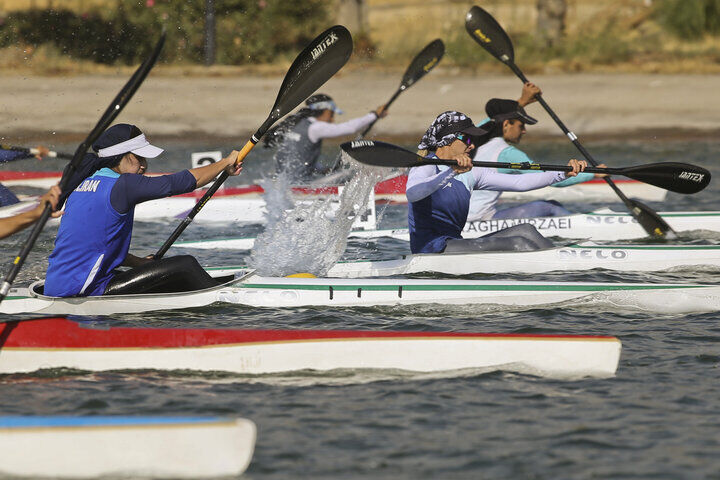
3, 72, 720, 146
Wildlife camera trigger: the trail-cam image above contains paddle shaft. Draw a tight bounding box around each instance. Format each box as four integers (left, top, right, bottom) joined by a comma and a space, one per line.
426, 158, 625, 176
1, 145, 73, 160
504, 63, 674, 237
327, 88, 398, 173
359, 87, 402, 137
154, 128, 267, 260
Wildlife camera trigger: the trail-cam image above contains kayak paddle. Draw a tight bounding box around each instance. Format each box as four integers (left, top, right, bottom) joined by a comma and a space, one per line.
0, 32, 166, 304
340, 140, 711, 195
360, 38, 444, 137
0, 145, 72, 160
154, 25, 353, 259
327, 39, 444, 173
465, 5, 678, 239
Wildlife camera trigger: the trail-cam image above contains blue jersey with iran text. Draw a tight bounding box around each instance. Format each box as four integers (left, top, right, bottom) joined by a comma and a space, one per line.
44, 168, 196, 297
44, 169, 134, 297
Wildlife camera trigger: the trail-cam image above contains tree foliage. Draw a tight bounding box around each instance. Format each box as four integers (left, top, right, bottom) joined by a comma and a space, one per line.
0, 0, 330, 65
654, 0, 720, 39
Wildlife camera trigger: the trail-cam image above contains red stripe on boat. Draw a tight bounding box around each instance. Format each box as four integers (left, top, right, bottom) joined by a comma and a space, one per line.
0, 318, 616, 349
0, 171, 62, 180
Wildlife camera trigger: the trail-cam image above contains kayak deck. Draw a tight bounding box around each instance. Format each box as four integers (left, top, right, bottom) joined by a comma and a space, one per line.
3, 271, 720, 315
0, 415, 256, 478
325, 242, 720, 276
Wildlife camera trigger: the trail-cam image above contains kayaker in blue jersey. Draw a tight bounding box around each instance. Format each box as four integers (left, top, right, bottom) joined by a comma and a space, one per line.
0, 145, 51, 207
407, 111, 587, 254
44, 124, 242, 297
264, 93, 388, 182
468, 82, 605, 221
0, 185, 62, 239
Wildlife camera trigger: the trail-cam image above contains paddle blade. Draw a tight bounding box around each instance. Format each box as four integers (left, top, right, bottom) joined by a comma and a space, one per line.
341, 140, 433, 168
625, 199, 676, 238
619, 162, 711, 194
465, 6, 514, 64
269, 25, 353, 123
401, 39, 444, 89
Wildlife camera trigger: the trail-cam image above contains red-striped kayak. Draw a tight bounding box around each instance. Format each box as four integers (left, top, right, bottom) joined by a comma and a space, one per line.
0, 317, 620, 378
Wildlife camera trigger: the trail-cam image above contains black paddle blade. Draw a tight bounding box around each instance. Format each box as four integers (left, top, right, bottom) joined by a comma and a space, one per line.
269, 25, 353, 124
341, 140, 432, 168
401, 39, 444, 89
619, 162, 711, 194
625, 199, 676, 238
465, 6, 514, 63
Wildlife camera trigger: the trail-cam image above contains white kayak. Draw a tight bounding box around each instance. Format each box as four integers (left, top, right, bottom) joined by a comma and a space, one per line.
0, 317, 621, 378
0, 415, 255, 478
174, 209, 720, 249
325, 242, 720, 276
3, 269, 720, 315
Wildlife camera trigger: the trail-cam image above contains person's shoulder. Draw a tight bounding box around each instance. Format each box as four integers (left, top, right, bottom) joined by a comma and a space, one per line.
115, 173, 149, 186
499, 144, 531, 161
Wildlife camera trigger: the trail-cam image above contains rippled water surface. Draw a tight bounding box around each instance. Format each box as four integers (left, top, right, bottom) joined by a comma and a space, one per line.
1, 139, 720, 479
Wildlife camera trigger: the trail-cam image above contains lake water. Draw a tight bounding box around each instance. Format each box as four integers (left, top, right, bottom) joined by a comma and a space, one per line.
1, 137, 719, 479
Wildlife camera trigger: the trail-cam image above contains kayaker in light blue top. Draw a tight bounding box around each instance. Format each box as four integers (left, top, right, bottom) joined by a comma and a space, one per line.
468, 82, 606, 221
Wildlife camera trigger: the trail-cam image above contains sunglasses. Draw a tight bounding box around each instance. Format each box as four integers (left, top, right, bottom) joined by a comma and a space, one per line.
455, 133, 473, 146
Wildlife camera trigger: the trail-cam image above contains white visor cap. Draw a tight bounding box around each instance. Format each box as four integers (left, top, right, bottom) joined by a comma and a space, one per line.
97, 133, 164, 159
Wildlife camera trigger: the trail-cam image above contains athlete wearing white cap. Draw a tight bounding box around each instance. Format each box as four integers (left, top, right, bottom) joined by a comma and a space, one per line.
44, 124, 242, 297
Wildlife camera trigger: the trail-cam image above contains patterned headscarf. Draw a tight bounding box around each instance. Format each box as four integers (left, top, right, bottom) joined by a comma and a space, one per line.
417, 111, 487, 150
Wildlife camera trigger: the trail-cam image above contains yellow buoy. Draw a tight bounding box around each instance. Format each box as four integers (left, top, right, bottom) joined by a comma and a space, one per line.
285, 273, 317, 278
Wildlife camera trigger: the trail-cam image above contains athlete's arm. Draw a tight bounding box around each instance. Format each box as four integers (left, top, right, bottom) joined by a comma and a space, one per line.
473, 167, 565, 192
110, 171, 196, 214
0, 186, 62, 239
188, 150, 241, 187
406, 164, 457, 203
307, 113, 377, 143
0, 149, 32, 164
110, 151, 242, 214
496, 147, 595, 187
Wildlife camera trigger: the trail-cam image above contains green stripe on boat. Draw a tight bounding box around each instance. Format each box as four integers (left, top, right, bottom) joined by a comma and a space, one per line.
239, 283, 709, 292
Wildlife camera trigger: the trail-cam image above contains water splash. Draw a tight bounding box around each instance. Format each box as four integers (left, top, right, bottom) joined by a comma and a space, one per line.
247, 155, 383, 277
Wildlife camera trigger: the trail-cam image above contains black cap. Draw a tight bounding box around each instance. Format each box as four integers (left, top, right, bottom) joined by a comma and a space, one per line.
485, 99, 538, 125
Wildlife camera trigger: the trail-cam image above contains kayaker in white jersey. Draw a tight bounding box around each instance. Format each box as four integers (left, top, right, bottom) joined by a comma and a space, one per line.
407, 111, 587, 254
0, 185, 62, 239
468, 83, 605, 221
264, 93, 388, 182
